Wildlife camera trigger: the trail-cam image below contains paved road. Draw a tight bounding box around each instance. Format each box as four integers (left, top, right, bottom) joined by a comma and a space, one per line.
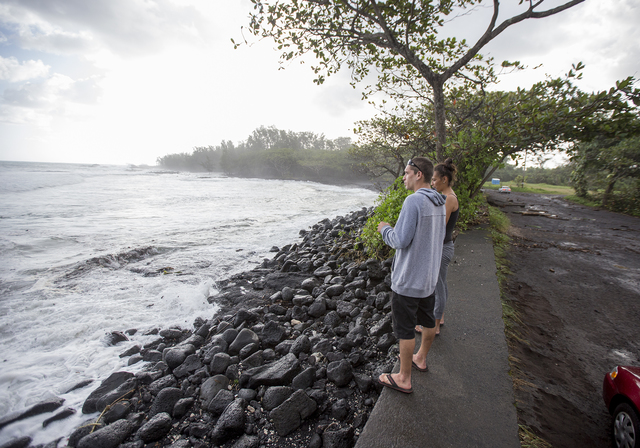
355, 226, 520, 448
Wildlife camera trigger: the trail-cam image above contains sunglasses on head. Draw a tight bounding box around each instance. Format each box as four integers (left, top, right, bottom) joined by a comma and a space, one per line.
407, 159, 424, 176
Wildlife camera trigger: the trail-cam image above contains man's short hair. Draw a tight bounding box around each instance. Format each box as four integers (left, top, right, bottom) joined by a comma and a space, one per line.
408, 157, 434, 182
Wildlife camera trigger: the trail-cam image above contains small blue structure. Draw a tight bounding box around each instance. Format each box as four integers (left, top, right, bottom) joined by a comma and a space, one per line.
491, 178, 500, 185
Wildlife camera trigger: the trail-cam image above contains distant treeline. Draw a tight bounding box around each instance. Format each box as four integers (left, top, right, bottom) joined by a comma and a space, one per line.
156, 126, 370, 183
489, 164, 571, 185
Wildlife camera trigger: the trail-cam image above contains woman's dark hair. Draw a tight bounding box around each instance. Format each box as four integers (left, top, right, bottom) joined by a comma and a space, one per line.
434, 158, 457, 186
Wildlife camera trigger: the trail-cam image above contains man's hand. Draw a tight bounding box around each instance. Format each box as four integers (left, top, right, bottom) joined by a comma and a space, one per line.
377, 221, 390, 233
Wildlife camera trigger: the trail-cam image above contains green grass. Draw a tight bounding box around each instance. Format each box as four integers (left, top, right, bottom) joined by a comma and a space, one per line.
484, 182, 574, 195
564, 194, 600, 208
519, 425, 552, 448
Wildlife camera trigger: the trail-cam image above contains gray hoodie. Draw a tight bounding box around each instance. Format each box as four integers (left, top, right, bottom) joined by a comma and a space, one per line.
380, 188, 446, 298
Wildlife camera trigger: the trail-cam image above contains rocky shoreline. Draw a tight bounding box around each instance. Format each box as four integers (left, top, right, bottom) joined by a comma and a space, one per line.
2, 207, 404, 448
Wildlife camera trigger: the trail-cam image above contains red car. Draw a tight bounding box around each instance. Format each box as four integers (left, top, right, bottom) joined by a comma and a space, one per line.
603, 365, 640, 448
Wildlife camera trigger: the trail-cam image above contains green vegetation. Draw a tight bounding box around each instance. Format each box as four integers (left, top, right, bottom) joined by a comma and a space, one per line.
358, 177, 412, 259
564, 194, 601, 208
483, 182, 575, 195
233, 0, 640, 242
519, 425, 552, 448
565, 192, 640, 217
243, 0, 586, 160
489, 164, 572, 186
569, 135, 640, 215
156, 126, 370, 184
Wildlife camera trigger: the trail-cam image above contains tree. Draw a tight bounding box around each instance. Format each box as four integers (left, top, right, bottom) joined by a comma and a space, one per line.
242, 0, 585, 161
570, 135, 640, 207
350, 112, 436, 183
353, 72, 640, 198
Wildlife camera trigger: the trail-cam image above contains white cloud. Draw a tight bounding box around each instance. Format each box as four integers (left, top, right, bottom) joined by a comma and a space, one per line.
0, 0, 209, 57
0, 56, 49, 82
0, 74, 102, 125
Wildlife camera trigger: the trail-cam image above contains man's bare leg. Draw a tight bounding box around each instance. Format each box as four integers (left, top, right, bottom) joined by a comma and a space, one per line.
379, 338, 414, 390
413, 326, 436, 370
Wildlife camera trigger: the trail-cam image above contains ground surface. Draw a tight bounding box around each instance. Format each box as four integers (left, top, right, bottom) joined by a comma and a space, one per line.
485, 190, 640, 448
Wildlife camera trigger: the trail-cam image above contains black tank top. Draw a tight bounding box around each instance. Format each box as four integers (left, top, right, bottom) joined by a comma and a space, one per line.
444, 205, 459, 243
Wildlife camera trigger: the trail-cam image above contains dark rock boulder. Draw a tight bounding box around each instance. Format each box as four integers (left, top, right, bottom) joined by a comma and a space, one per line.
42, 407, 76, 428
246, 353, 301, 389
313, 265, 333, 277
221, 328, 239, 344
326, 284, 345, 297
269, 389, 317, 436
322, 424, 355, 448
104, 331, 128, 346
200, 375, 230, 408
95, 377, 137, 413
179, 334, 204, 349
228, 329, 260, 356
323, 310, 341, 329
159, 328, 182, 339
82, 372, 134, 414
207, 389, 234, 416
135, 412, 172, 443
76, 419, 135, 448
210, 398, 247, 445
102, 401, 132, 424
163, 344, 195, 370
262, 386, 294, 411
241, 350, 263, 369
172, 353, 202, 378
365, 258, 385, 279
290, 334, 311, 357
292, 367, 316, 390
261, 321, 286, 348
369, 316, 393, 337
281, 286, 295, 302
326, 360, 353, 387
149, 387, 182, 417
239, 342, 260, 359
68, 419, 104, 447
377, 333, 397, 352
172, 397, 194, 419
0, 436, 31, 448
210, 352, 231, 375
308, 299, 327, 318
0, 398, 65, 430
237, 388, 257, 402
147, 375, 177, 395
231, 434, 260, 448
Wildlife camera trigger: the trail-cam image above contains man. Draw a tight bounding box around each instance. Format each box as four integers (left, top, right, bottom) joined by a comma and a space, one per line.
376, 157, 446, 394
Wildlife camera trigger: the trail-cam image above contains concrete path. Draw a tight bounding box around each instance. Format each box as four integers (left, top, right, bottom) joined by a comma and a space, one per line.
355, 227, 520, 448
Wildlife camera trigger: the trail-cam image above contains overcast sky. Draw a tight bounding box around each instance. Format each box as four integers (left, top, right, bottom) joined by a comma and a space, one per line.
0, 0, 638, 165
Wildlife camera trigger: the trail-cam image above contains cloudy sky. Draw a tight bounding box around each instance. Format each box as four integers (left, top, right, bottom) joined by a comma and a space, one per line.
0, 0, 638, 165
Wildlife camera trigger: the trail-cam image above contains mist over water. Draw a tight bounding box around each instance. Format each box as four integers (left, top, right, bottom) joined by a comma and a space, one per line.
0, 161, 377, 445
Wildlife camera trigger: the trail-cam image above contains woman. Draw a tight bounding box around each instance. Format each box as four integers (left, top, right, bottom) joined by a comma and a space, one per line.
416, 158, 459, 335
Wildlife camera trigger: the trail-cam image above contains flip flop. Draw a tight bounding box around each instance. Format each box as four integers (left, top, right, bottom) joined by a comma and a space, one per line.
412, 360, 428, 372
396, 355, 429, 373
376, 374, 413, 394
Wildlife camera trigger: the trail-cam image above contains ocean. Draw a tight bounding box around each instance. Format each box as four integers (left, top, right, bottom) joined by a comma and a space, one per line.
0, 161, 377, 445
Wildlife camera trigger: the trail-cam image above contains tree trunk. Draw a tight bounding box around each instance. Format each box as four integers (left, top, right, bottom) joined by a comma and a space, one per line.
602, 178, 616, 207
432, 81, 446, 163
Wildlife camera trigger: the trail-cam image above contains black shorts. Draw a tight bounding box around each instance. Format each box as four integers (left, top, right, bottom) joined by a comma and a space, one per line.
391, 291, 436, 340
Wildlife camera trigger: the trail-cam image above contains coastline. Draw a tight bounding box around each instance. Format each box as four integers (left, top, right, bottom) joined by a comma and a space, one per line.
2, 207, 401, 448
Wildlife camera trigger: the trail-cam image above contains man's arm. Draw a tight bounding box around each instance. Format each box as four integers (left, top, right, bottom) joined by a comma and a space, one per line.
377, 198, 418, 249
